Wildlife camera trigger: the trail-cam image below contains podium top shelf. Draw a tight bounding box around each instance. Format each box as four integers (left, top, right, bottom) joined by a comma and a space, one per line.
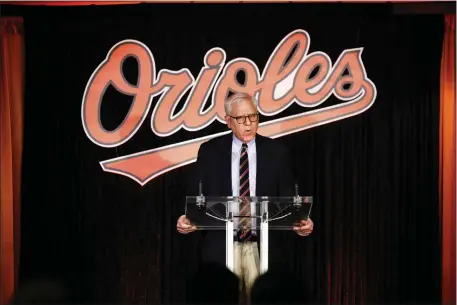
186, 196, 313, 204
184, 195, 313, 230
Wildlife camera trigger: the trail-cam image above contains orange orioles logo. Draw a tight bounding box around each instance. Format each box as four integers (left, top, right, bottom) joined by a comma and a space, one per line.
81, 29, 377, 185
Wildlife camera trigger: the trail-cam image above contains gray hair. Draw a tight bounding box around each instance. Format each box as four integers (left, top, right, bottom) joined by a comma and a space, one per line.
224, 92, 258, 115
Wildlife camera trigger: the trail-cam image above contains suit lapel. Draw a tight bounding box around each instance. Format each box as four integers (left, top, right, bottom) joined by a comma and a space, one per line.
255, 135, 266, 196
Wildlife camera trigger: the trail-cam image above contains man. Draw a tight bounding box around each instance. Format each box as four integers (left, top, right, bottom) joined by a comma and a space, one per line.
177, 92, 314, 297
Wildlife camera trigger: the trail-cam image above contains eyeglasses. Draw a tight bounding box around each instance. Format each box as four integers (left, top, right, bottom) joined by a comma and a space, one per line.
228, 113, 259, 124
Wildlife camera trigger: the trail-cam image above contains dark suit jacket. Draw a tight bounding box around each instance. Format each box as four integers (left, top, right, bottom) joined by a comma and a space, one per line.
186, 133, 298, 270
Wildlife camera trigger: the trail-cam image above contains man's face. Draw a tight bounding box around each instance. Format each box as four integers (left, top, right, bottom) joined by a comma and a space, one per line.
225, 99, 259, 143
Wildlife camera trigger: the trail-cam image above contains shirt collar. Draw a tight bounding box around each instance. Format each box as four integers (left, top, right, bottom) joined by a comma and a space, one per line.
232, 134, 256, 152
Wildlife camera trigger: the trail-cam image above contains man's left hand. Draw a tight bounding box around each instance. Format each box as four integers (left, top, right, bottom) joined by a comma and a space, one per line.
293, 218, 314, 236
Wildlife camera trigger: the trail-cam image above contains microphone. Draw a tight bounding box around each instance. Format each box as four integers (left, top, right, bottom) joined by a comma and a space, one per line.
197, 180, 204, 211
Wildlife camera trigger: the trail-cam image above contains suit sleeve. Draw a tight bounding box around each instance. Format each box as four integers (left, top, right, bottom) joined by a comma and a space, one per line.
181, 143, 207, 271
268, 146, 297, 272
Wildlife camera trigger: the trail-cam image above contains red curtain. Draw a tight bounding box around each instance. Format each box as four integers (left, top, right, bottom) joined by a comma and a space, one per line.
0, 17, 24, 305
439, 13, 456, 305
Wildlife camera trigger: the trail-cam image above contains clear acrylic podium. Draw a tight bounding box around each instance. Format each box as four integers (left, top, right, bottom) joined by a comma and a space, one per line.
185, 187, 313, 274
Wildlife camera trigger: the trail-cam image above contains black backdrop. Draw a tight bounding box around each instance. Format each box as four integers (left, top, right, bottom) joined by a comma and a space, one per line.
2, 3, 444, 305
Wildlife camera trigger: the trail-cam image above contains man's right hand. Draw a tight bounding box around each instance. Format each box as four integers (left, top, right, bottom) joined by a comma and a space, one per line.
176, 215, 197, 234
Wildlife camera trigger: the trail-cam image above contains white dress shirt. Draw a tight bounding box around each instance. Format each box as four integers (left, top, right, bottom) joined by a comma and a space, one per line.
231, 135, 257, 234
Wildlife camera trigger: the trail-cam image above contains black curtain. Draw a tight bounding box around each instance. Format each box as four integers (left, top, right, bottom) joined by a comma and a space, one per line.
2, 4, 443, 305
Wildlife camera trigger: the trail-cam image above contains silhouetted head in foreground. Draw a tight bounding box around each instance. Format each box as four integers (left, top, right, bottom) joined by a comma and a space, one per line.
187, 262, 240, 305
251, 270, 309, 305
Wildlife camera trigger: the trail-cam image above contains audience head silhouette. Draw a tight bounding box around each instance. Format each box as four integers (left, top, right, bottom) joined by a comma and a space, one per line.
187, 262, 240, 305
251, 270, 309, 305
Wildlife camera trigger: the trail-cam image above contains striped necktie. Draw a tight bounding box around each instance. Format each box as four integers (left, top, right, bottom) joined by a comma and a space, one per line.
238, 143, 252, 242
